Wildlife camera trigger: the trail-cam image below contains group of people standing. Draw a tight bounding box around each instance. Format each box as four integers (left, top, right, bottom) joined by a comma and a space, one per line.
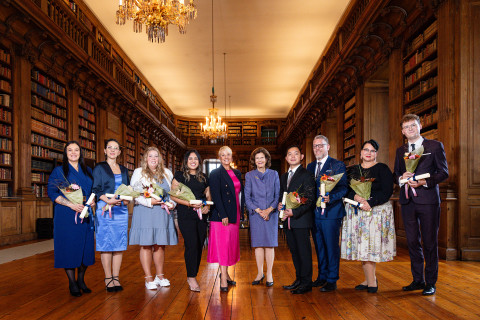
47, 113, 448, 298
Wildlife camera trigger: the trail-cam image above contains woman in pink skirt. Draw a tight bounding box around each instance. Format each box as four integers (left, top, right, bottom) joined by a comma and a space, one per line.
208, 146, 245, 292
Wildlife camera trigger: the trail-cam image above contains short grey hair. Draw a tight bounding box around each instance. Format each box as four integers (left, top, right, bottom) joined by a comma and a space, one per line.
313, 135, 329, 144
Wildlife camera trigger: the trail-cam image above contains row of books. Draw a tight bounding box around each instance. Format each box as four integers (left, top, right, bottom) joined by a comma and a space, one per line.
126, 154, 135, 164
32, 145, 63, 160
0, 123, 11, 136
405, 94, 438, 115
82, 149, 96, 160
125, 162, 135, 171
0, 80, 11, 93
31, 107, 67, 129
404, 77, 437, 103
79, 137, 95, 150
31, 70, 66, 96
125, 148, 135, 157
0, 137, 12, 151
0, 182, 9, 197
404, 38, 437, 72
0, 49, 11, 64
126, 141, 135, 150
32, 95, 67, 118
344, 137, 355, 149
419, 110, 439, 127
79, 109, 95, 121
344, 157, 356, 167
344, 117, 355, 130
31, 119, 67, 140
79, 97, 95, 113
0, 94, 10, 107
344, 148, 355, 158
406, 21, 438, 54
345, 97, 356, 110
344, 126, 355, 139
79, 117, 95, 131
405, 59, 438, 87
344, 107, 355, 120
80, 128, 95, 140
126, 134, 135, 142
0, 168, 12, 179
423, 129, 439, 140
31, 83, 67, 107
32, 172, 49, 183
0, 152, 12, 165
0, 65, 11, 79
32, 159, 54, 171
33, 184, 48, 198
0, 108, 12, 122
31, 133, 64, 151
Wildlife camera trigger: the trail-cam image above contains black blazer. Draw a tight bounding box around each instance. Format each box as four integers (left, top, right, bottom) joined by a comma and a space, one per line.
92, 162, 130, 201
393, 138, 449, 205
278, 165, 315, 228
209, 166, 245, 223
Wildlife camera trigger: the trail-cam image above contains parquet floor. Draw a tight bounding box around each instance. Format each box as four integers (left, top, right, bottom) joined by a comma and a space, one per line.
1, 229, 479, 319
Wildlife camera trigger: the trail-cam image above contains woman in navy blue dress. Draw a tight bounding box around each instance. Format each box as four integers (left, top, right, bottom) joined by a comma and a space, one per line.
47, 141, 95, 297
92, 139, 130, 292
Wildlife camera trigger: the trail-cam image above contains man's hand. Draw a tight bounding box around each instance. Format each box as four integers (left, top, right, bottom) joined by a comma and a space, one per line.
321, 194, 330, 204
282, 208, 293, 220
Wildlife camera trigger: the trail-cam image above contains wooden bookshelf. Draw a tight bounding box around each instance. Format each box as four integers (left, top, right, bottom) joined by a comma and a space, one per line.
139, 133, 148, 164
189, 122, 200, 137
31, 69, 67, 198
125, 127, 136, 174
78, 97, 96, 161
0, 46, 13, 197
227, 121, 242, 137
342, 96, 356, 167
176, 119, 189, 135
403, 19, 439, 140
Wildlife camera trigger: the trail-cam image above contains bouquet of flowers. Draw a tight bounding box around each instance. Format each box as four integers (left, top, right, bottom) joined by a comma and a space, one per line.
168, 182, 213, 220
401, 145, 431, 198
279, 190, 308, 229
343, 166, 374, 214
59, 182, 86, 224
103, 184, 141, 217
133, 182, 174, 213
316, 173, 344, 214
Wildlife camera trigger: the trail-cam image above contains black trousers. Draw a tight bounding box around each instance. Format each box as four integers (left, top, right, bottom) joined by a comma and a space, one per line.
285, 227, 312, 287
401, 201, 441, 285
178, 218, 207, 277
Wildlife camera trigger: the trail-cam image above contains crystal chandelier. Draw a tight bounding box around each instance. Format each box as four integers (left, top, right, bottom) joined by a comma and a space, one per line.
200, 0, 227, 140
116, 0, 197, 43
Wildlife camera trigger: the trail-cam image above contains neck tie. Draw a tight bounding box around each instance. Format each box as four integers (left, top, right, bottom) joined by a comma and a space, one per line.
411, 143, 415, 152
315, 161, 322, 179
287, 170, 293, 188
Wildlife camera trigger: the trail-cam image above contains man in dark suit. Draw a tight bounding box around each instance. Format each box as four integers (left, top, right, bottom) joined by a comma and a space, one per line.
394, 114, 448, 296
307, 135, 348, 292
277, 145, 315, 294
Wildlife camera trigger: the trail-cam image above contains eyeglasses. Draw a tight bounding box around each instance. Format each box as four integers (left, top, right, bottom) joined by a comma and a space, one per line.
362, 148, 377, 153
402, 123, 418, 130
313, 144, 327, 149
107, 146, 120, 150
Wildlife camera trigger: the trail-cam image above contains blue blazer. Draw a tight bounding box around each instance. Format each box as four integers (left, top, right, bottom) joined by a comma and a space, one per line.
92, 162, 130, 201
307, 156, 348, 220
209, 166, 245, 223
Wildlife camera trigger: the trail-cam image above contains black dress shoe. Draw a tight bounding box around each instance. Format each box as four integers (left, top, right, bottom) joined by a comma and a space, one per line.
422, 284, 436, 296
402, 281, 425, 291
252, 275, 264, 285
367, 279, 378, 293
312, 279, 327, 288
69, 284, 82, 297
77, 281, 92, 293
266, 281, 274, 287
355, 284, 368, 290
283, 280, 300, 290
219, 274, 236, 286
220, 286, 229, 292
291, 286, 312, 294
320, 282, 337, 292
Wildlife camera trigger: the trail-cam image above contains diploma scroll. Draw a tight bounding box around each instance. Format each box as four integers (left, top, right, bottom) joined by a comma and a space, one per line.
189, 200, 214, 206
279, 192, 287, 219
320, 184, 326, 209
79, 193, 95, 219
105, 193, 133, 201
400, 173, 431, 184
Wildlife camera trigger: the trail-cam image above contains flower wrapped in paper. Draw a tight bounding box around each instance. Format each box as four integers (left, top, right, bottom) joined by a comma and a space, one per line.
168, 182, 213, 220
133, 182, 174, 214
316, 173, 344, 214
59, 182, 85, 223
103, 184, 141, 217
402, 145, 431, 198
280, 190, 308, 229
343, 167, 374, 214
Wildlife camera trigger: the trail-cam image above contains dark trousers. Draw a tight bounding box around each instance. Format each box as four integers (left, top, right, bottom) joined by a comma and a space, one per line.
312, 218, 342, 283
178, 218, 207, 277
285, 227, 312, 287
401, 202, 440, 285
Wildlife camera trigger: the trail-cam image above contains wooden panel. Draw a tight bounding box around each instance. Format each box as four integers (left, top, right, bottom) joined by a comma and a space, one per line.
469, 206, 480, 238
21, 200, 36, 234
36, 200, 52, 219
0, 201, 20, 236
363, 84, 389, 165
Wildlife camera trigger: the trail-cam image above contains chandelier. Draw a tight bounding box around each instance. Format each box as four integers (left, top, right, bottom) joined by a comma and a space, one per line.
115, 0, 197, 43
200, 0, 227, 140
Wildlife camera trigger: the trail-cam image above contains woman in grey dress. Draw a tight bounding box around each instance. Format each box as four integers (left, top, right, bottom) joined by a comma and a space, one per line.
129, 146, 178, 290
245, 147, 280, 287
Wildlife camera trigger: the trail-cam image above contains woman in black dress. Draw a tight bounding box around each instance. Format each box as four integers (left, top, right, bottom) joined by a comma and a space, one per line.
170, 149, 211, 292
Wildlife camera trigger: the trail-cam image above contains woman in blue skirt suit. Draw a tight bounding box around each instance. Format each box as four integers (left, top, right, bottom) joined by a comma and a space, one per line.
92, 139, 130, 292
47, 141, 95, 297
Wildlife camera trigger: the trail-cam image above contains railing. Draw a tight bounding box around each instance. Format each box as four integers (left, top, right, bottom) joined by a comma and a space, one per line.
136, 86, 148, 109
187, 137, 277, 147
92, 42, 113, 76
114, 66, 135, 97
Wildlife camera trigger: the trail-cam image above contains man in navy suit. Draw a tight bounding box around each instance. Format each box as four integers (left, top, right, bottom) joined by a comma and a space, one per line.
393, 114, 448, 296
307, 135, 348, 292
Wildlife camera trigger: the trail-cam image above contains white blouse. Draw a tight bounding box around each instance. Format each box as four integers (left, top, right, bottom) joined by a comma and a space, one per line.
130, 167, 174, 208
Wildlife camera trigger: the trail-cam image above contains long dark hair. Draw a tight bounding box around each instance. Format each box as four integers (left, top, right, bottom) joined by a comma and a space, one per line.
62, 141, 93, 180
182, 149, 206, 183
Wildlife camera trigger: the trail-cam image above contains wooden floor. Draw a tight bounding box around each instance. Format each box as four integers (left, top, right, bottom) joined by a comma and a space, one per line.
1, 230, 480, 320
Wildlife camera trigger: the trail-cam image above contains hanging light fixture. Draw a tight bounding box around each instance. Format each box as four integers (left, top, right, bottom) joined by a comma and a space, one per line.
200, 0, 227, 140
116, 0, 197, 43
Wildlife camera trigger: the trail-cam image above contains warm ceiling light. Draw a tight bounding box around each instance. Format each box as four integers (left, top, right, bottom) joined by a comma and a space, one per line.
116, 0, 197, 43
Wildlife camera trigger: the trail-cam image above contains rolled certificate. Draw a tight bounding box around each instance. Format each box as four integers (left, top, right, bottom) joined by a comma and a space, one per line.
105, 193, 133, 201
150, 193, 161, 200
320, 183, 326, 209
343, 198, 364, 208
189, 200, 214, 205
79, 193, 95, 219
400, 173, 430, 184
279, 192, 287, 219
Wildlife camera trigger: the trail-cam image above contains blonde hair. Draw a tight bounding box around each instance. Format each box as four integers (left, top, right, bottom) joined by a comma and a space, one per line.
140, 146, 166, 183
218, 146, 232, 158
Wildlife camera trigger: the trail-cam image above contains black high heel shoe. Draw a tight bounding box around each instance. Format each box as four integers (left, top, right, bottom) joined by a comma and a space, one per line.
266, 281, 274, 287
105, 277, 116, 292
219, 274, 229, 292
367, 279, 378, 293
252, 275, 265, 285
77, 281, 92, 293
112, 276, 123, 291
219, 274, 236, 286
69, 283, 82, 297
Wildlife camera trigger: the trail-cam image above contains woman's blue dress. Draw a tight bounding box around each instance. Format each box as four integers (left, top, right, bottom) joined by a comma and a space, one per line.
47, 164, 95, 268
95, 174, 129, 251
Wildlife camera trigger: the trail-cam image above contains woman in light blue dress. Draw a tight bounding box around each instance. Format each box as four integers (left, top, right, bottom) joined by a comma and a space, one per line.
92, 139, 130, 292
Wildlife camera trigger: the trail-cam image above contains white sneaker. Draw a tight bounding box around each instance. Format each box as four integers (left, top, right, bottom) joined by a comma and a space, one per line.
145, 281, 157, 290
154, 275, 170, 287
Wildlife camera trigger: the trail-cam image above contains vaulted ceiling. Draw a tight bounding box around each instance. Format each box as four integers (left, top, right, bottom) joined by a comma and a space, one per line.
83, 0, 350, 118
